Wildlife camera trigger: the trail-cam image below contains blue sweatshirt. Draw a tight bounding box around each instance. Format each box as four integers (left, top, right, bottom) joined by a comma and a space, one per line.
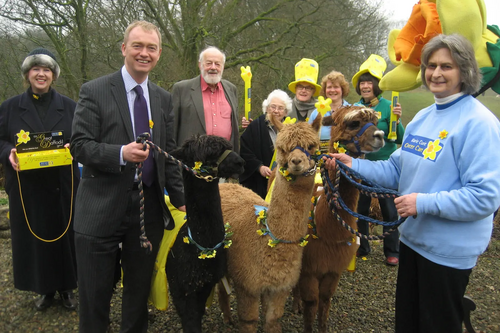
352, 95, 500, 269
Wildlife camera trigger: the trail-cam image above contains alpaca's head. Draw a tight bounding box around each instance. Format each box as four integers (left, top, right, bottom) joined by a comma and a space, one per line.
170, 135, 245, 179
322, 106, 385, 155
274, 115, 322, 176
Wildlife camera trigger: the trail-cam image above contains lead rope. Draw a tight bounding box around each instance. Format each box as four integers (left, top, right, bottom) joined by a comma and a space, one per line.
135, 133, 231, 254
16, 163, 74, 242
321, 156, 407, 241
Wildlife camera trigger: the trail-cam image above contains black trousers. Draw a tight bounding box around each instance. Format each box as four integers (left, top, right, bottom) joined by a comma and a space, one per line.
75, 184, 164, 333
357, 190, 400, 257
395, 243, 472, 333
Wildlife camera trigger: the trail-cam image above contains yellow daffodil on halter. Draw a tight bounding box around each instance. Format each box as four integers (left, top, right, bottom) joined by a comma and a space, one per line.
279, 167, 293, 181
183, 236, 190, 244
422, 139, 443, 160
439, 130, 448, 140
149, 120, 154, 129
299, 234, 310, 247
333, 141, 347, 154
16, 130, 31, 145
193, 161, 203, 171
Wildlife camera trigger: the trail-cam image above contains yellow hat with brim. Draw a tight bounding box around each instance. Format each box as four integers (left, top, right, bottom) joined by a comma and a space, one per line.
288, 58, 322, 97
351, 54, 387, 89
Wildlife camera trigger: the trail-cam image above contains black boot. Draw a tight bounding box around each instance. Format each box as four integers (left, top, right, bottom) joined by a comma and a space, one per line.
34, 293, 55, 311
59, 290, 77, 310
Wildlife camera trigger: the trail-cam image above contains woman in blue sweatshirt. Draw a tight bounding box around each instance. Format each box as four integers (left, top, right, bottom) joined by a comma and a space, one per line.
327, 34, 500, 332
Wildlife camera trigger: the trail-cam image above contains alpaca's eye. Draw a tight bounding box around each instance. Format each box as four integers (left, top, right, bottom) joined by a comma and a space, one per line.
347, 121, 360, 129
308, 145, 314, 150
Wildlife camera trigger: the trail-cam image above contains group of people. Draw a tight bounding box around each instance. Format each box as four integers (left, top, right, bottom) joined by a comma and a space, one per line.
0, 18, 498, 333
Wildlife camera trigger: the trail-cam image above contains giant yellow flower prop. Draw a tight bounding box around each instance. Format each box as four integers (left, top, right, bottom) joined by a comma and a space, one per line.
422, 139, 442, 160
314, 96, 332, 116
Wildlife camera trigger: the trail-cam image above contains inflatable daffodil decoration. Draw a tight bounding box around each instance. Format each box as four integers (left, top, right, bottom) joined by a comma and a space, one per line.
314, 96, 332, 116
283, 117, 297, 125
380, 0, 500, 94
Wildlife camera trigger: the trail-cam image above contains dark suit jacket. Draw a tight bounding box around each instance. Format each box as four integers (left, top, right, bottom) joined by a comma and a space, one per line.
239, 114, 274, 199
172, 75, 240, 153
71, 71, 185, 237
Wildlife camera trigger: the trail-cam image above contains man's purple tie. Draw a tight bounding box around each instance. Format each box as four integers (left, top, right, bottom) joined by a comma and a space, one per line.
133, 85, 154, 186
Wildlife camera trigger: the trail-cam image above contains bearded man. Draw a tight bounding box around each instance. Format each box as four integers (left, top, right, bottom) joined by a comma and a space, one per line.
172, 46, 239, 152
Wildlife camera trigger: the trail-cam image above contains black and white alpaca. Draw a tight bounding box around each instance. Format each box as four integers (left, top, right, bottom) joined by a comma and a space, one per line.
167, 135, 245, 333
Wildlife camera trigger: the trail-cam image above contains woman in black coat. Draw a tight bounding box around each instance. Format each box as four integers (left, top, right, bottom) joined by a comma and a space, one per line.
0, 48, 79, 310
239, 89, 293, 199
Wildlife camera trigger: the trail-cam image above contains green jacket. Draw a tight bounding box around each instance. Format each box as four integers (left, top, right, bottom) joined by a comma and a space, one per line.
355, 96, 405, 161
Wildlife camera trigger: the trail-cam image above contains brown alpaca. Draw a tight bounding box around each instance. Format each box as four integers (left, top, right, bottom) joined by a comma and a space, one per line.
218, 116, 322, 333
294, 106, 385, 333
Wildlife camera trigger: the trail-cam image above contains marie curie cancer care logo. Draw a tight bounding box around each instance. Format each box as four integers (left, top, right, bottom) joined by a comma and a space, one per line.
402, 134, 443, 161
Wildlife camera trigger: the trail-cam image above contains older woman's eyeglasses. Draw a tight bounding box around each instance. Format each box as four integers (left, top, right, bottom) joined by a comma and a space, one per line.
269, 104, 286, 112
296, 84, 315, 92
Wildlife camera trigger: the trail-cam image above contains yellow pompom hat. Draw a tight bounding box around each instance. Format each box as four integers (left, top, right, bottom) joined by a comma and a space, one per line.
351, 54, 387, 88
288, 58, 322, 97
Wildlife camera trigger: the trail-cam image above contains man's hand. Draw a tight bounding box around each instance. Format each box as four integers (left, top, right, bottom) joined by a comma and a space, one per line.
123, 141, 150, 163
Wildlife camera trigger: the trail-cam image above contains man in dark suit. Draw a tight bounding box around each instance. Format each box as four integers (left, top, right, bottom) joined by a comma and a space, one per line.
71, 21, 185, 333
172, 46, 240, 152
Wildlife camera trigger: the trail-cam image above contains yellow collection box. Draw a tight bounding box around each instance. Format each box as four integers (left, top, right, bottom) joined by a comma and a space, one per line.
16, 148, 72, 171
15, 130, 72, 171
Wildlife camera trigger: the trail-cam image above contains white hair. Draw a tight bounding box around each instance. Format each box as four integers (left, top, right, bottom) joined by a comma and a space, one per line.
198, 46, 226, 64
262, 89, 293, 115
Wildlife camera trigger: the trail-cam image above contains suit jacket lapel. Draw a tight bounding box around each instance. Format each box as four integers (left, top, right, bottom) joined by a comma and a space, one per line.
18, 92, 44, 132
190, 76, 206, 132
110, 71, 135, 142
148, 83, 162, 151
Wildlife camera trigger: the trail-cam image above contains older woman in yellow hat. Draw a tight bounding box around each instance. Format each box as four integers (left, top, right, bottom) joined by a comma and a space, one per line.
353, 54, 405, 266
287, 58, 322, 122
241, 58, 322, 127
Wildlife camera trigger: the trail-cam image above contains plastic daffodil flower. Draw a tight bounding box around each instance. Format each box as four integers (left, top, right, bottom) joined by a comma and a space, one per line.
315, 96, 333, 116
268, 239, 278, 248
439, 130, 448, 140
193, 161, 203, 171
149, 120, 154, 129
257, 229, 265, 236
16, 130, 30, 145
224, 240, 232, 248
338, 147, 347, 154
333, 142, 339, 150
283, 117, 297, 125
422, 139, 442, 160
183, 236, 190, 244
199, 253, 208, 259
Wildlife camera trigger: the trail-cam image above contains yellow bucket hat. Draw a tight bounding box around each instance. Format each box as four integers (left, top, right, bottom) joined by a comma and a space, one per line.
351, 54, 387, 88
288, 58, 322, 97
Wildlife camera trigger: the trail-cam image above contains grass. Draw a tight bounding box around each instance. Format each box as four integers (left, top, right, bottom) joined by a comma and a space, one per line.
347, 88, 500, 126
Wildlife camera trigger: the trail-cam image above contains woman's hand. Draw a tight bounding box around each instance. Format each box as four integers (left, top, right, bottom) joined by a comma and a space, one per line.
9, 148, 19, 171
259, 165, 272, 177
242, 117, 252, 129
394, 193, 417, 217
322, 153, 352, 170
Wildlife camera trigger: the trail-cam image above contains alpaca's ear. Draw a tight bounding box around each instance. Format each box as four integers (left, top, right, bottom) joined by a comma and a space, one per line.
311, 114, 322, 133
169, 147, 184, 161
269, 114, 283, 132
322, 116, 335, 127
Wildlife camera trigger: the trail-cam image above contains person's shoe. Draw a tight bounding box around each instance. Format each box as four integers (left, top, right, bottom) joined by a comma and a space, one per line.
34, 293, 55, 311
59, 290, 77, 310
386, 256, 399, 266
356, 250, 370, 257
